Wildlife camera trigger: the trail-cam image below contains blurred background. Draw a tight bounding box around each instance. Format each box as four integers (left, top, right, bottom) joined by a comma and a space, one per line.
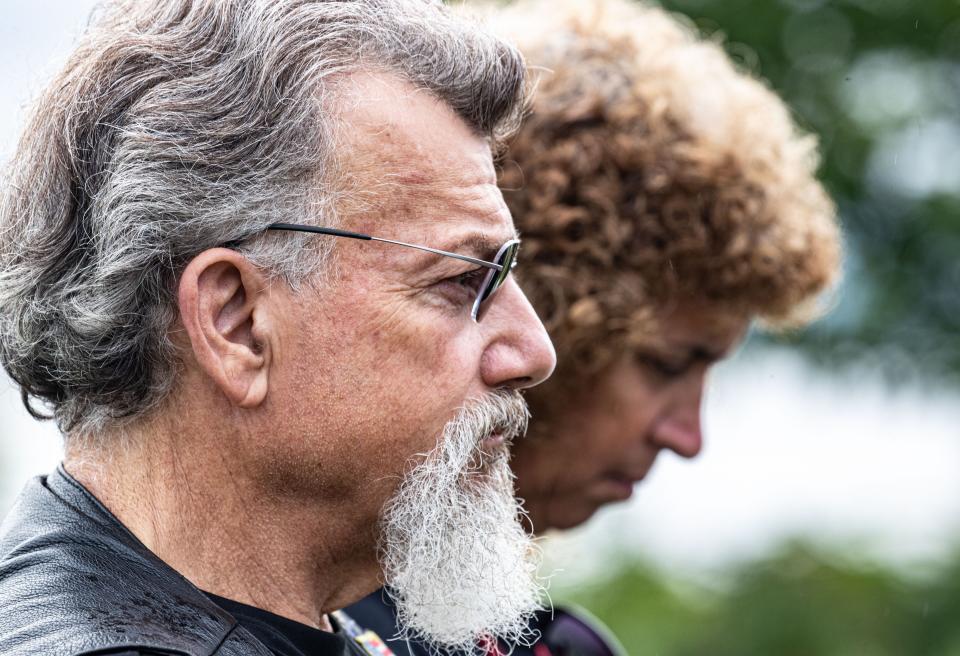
1, 1, 958, 654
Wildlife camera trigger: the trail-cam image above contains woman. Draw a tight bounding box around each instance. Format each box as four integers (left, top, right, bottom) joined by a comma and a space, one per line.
347, 0, 841, 653
500, 0, 840, 535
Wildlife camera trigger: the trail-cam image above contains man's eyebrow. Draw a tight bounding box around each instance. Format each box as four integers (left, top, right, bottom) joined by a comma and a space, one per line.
445, 232, 518, 259
405, 231, 519, 268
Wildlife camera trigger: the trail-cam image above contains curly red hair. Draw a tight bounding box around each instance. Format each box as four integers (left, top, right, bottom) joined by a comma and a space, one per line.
492, 0, 842, 385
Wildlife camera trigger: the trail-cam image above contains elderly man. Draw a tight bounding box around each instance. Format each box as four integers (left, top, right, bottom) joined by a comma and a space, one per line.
0, 1, 555, 655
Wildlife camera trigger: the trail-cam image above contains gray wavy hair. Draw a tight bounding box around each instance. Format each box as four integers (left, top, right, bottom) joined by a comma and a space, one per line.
0, 0, 527, 437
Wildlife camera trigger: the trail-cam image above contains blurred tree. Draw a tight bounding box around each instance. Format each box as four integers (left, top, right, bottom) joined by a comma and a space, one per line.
673, 544, 920, 656
553, 560, 711, 655
654, 0, 960, 383
554, 543, 960, 655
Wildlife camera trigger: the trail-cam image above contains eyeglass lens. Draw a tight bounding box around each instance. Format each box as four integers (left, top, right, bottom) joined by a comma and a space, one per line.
472, 240, 519, 321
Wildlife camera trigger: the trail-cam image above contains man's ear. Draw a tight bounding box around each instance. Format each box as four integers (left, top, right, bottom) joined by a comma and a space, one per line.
177, 248, 273, 408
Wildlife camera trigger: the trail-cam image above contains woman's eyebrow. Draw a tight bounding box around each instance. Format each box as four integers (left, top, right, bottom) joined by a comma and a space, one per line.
651, 345, 726, 369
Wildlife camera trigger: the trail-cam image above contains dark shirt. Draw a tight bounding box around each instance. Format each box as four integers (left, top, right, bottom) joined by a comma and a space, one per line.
347, 589, 626, 656
346, 590, 424, 656
347, 590, 542, 656
206, 592, 369, 656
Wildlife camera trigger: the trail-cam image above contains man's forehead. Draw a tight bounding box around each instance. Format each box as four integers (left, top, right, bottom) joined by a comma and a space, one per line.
334, 71, 514, 254
337, 71, 497, 186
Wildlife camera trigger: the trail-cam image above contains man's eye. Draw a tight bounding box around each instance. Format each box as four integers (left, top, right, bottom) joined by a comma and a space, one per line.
431, 267, 487, 307
444, 268, 486, 293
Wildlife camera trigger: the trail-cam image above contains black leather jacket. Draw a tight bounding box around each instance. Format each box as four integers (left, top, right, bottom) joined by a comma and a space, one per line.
0, 466, 274, 656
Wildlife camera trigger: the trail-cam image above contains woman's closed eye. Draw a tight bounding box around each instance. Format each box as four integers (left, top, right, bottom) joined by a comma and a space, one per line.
636, 352, 691, 379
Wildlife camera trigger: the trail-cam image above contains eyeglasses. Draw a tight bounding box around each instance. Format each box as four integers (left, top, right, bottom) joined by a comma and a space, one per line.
266, 223, 519, 321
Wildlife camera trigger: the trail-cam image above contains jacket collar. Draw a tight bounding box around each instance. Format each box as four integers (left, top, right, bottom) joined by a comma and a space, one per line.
0, 465, 272, 656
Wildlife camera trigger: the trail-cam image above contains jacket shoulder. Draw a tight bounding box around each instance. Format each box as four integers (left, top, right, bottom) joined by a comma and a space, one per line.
0, 469, 271, 656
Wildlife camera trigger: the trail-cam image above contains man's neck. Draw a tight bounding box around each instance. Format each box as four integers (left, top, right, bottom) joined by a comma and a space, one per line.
64, 424, 380, 628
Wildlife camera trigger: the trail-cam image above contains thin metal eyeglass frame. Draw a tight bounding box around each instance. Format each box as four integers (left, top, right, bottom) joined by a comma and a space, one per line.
265, 223, 519, 321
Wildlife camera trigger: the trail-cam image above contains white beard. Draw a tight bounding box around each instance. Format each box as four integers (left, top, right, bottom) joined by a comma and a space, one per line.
378, 390, 544, 655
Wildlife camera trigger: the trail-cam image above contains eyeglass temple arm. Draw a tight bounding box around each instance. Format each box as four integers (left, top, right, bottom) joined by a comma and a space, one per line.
267, 223, 504, 271
267, 223, 373, 241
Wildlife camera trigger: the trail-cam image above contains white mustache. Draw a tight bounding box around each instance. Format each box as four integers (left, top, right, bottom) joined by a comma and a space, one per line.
466, 389, 530, 442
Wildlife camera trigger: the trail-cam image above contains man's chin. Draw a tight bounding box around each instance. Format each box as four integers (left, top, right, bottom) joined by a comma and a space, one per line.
471, 438, 513, 473
379, 391, 541, 650
380, 458, 543, 651
481, 432, 506, 450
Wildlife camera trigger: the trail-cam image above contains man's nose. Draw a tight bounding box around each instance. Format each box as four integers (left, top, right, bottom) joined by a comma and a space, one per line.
652, 379, 705, 458
479, 278, 556, 390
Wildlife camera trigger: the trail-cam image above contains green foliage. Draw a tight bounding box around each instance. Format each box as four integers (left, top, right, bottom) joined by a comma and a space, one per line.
554, 561, 712, 655
553, 543, 960, 655
654, 0, 960, 382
